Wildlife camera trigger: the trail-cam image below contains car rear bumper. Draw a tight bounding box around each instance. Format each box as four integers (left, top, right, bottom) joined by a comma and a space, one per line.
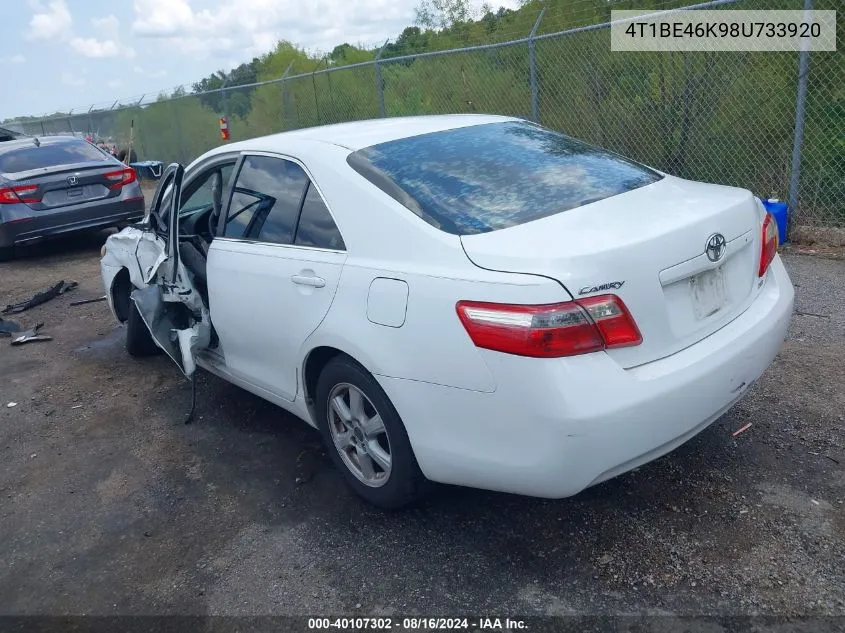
377, 256, 794, 498
0, 195, 145, 248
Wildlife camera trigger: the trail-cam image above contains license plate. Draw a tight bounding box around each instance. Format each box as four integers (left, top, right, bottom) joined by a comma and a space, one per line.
67, 188, 83, 198
690, 266, 727, 320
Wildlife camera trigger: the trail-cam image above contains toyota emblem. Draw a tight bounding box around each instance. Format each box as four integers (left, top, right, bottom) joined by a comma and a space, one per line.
705, 233, 727, 262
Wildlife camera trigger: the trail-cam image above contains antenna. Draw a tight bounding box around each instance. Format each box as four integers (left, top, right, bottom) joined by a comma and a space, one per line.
33, 136, 41, 147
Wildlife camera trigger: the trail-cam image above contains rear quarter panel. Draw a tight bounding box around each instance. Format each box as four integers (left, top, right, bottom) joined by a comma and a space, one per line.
296, 143, 571, 392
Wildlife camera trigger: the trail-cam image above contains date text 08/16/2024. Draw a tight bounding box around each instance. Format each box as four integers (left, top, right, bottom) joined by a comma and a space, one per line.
307, 617, 527, 630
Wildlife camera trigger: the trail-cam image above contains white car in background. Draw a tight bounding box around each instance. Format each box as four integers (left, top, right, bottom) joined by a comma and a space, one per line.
100, 115, 793, 508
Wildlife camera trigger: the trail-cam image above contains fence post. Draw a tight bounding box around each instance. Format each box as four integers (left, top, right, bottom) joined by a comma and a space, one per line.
87, 105, 94, 137
312, 71, 321, 124
528, 8, 546, 123
170, 97, 187, 164
375, 39, 389, 118
67, 110, 74, 135
280, 61, 294, 130
788, 0, 812, 226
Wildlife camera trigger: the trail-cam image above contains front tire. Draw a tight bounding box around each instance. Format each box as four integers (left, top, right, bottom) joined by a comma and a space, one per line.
116, 282, 159, 357
315, 356, 429, 508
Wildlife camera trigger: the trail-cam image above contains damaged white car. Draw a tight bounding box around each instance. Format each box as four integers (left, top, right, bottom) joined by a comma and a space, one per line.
101, 115, 793, 508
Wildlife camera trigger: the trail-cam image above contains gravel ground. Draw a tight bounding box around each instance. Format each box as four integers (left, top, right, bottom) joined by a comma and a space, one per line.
0, 236, 843, 624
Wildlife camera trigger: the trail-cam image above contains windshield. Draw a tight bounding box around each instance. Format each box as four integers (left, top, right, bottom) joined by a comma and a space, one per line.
347, 121, 662, 235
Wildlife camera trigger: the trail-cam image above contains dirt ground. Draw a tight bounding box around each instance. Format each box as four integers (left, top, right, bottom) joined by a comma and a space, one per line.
0, 234, 843, 625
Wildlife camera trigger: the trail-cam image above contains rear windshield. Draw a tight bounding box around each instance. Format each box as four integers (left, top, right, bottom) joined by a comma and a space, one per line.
0, 139, 109, 174
347, 121, 662, 235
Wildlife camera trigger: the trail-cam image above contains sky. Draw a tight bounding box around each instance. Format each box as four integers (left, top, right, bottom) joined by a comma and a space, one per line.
0, 0, 515, 121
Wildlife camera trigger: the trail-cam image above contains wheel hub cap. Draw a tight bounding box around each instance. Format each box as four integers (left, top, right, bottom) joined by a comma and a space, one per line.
327, 383, 392, 488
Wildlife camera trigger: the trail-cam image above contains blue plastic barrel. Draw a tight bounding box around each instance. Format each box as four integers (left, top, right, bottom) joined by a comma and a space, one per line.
129, 161, 164, 180
761, 198, 789, 244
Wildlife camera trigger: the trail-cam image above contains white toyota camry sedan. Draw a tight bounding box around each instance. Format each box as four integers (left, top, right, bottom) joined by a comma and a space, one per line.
100, 114, 794, 508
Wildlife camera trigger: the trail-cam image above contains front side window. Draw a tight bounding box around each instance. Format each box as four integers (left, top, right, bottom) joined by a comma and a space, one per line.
347, 121, 663, 235
224, 155, 308, 242
181, 163, 234, 215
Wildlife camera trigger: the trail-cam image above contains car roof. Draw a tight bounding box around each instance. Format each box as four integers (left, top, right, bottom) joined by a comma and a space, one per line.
221, 114, 519, 154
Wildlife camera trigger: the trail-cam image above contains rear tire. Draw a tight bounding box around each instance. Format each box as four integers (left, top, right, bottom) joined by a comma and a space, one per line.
0, 246, 13, 262
315, 356, 429, 508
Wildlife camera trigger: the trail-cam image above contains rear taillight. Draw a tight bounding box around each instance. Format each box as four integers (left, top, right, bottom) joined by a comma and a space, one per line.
456, 294, 642, 358
105, 168, 137, 189
758, 212, 779, 277
0, 184, 40, 204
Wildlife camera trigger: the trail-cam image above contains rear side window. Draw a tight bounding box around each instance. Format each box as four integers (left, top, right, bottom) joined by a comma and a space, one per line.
347, 121, 663, 235
222, 155, 345, 249
224, 155, 308, 241
0, 139, 109, 174
294, 184, 345, 250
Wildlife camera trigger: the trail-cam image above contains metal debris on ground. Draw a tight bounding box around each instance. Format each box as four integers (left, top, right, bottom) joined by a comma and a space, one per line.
0, 317, 22, 336
10, 323, 52, 346
2, 281, 78, 315
6, 402, 17, 408
732, 422, 753, 438
794, 310, 831, 319
70, 296, 107, 307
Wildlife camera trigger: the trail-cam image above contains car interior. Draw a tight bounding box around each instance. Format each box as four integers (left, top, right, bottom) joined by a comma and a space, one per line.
155, 163, 234, 305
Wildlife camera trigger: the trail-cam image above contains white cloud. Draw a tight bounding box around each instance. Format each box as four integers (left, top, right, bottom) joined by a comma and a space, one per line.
69, 37, 120, 58
26, 0, 72, 41
131, 0, 194, 37
129, 0, 417, 58
133, 66, 168, 79
67, 37, 136, 59
66, 14, 134, 58
92, 14, 120, 35
60, 71, 85, 87
2, 55, 27, 64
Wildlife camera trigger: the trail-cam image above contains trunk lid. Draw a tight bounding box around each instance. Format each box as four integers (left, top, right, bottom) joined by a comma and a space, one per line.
3, 161, 126, 210
460, 175, 764, 368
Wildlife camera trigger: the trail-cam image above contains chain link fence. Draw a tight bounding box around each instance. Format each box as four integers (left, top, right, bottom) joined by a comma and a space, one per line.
5, 0, 843, 232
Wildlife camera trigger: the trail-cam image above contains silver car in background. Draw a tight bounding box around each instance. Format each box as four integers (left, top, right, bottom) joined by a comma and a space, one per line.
0, 135, 145, 260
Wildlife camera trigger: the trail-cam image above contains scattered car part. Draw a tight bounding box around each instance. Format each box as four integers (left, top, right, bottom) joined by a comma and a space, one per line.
184, 373, 198, 425
10, 322, 52, 345
70, 295, 107, 306
0, 317, 22, 336
3, 280, 78, 314
732, 422, 753, 437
